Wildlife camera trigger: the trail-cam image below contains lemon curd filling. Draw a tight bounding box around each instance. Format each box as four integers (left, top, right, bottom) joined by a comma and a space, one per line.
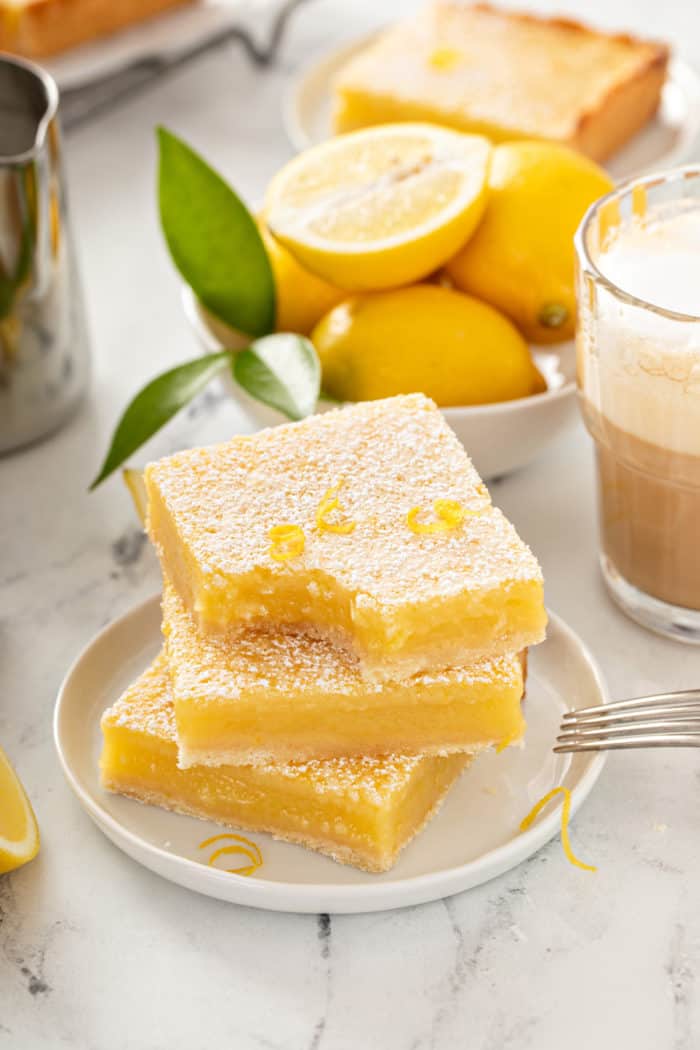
100, 654, 472, 874
162, 583, 525, 768
146, 395, 546, 683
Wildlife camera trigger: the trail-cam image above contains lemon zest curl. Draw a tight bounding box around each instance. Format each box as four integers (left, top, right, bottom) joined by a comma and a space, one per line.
519, 786, 597, 872
316, 479, 355, 535
407, 498, 482, 534
269, 523, 305, 562
199, 833, 263, 876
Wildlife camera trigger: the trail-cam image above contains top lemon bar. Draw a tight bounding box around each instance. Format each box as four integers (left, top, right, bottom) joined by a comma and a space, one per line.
146, 394, 546, 680
332, 3, 669, 162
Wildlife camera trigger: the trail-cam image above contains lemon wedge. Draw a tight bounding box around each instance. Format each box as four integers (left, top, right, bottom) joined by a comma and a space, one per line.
264, 123, 491, 290
0, 746, 39, 875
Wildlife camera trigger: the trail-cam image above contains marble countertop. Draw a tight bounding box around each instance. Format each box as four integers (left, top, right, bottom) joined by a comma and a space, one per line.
1, 0, 699, 1046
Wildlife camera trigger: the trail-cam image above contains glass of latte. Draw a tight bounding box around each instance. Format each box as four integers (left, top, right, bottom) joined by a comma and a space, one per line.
575, 166, 700, 643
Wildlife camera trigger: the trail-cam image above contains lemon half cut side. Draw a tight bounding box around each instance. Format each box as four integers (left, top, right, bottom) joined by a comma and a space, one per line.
0, 746, 39, 875
265, 123, 491, 291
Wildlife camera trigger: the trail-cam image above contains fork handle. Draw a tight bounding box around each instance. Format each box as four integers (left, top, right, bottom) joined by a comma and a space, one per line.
555, 734, 700, 753
569, 689, 700, 719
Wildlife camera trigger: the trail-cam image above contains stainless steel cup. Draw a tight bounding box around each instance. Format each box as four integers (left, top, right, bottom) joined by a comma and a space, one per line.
0, 54, 90, 453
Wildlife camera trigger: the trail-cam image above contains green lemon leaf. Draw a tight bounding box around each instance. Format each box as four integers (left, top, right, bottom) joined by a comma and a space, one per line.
233, 334, 320, 421
157, 127, 275, 338
89, 351, 231, 489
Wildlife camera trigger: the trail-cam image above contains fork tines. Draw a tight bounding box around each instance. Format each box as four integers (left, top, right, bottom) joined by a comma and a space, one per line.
555, 689, 700, 752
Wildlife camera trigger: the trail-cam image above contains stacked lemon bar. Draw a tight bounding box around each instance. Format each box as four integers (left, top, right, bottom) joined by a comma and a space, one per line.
101, 394, 546, 872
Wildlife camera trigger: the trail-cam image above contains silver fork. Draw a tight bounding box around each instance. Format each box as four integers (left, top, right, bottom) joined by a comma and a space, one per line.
554, 690, 700, 752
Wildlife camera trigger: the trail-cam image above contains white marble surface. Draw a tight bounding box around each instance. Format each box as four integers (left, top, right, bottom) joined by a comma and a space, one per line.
1, 0, 699, 1046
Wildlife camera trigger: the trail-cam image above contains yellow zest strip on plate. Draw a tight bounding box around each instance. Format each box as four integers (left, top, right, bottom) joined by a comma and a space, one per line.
316, 479, 355, 535
519, 786, 597, 873
199, 833, 263, 877
269, 523, 305, 562
407, 498, 482, 535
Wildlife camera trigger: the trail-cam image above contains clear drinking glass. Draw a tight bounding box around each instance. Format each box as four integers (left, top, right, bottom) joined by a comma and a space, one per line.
575, 165, 700, 643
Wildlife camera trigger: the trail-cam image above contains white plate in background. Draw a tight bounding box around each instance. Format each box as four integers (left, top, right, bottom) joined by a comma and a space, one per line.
55, 595, 606, 914
45, 0, 288, 90
285, 34, 700, 180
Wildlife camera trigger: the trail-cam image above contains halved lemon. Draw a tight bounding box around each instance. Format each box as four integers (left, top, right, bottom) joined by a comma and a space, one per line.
0, 745, 39, 875
264, 123, 491, 290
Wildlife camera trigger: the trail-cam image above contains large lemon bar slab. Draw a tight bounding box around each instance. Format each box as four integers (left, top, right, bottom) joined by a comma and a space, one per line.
146, 394, 546, 681
332, 3, 669, 162
100, 654, 471, 874
162, 583, 525, 767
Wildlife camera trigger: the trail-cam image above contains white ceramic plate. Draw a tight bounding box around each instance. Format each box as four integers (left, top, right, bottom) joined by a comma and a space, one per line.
182, 287, 577, 481
54, 595, 606, 914
284, 34, 700, 180
45, 0, 284, 90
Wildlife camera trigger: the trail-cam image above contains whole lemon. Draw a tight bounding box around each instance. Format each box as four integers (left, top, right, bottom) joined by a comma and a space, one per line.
311, 284, 545, 407
259, 221, 344, 335
446, 142, 613, 344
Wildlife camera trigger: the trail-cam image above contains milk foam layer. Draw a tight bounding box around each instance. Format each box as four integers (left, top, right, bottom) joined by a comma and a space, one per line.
599, 208, 700, 315
579, 205, 700, 457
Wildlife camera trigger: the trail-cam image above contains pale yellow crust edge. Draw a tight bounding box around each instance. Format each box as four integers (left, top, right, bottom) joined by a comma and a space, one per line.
472, 2, 671, 162
176, 738, 493, 770
571, 49, 669, 162
101, 763, 468, 874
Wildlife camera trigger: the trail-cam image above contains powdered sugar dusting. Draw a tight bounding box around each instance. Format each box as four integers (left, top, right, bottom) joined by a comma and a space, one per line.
101, 651, 179, 743
146, 394, 542, 608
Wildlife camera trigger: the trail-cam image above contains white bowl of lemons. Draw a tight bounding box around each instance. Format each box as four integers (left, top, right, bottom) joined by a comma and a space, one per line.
183, 287, 576, 481
178, 125, 609, 480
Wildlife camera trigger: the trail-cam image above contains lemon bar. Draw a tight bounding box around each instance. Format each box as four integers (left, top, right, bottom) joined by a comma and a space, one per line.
100, 653, 471, 874
0, 0, 193, 58
162, 582, 525, 767
146, 394, 546, 681
332, 3, 669, 162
